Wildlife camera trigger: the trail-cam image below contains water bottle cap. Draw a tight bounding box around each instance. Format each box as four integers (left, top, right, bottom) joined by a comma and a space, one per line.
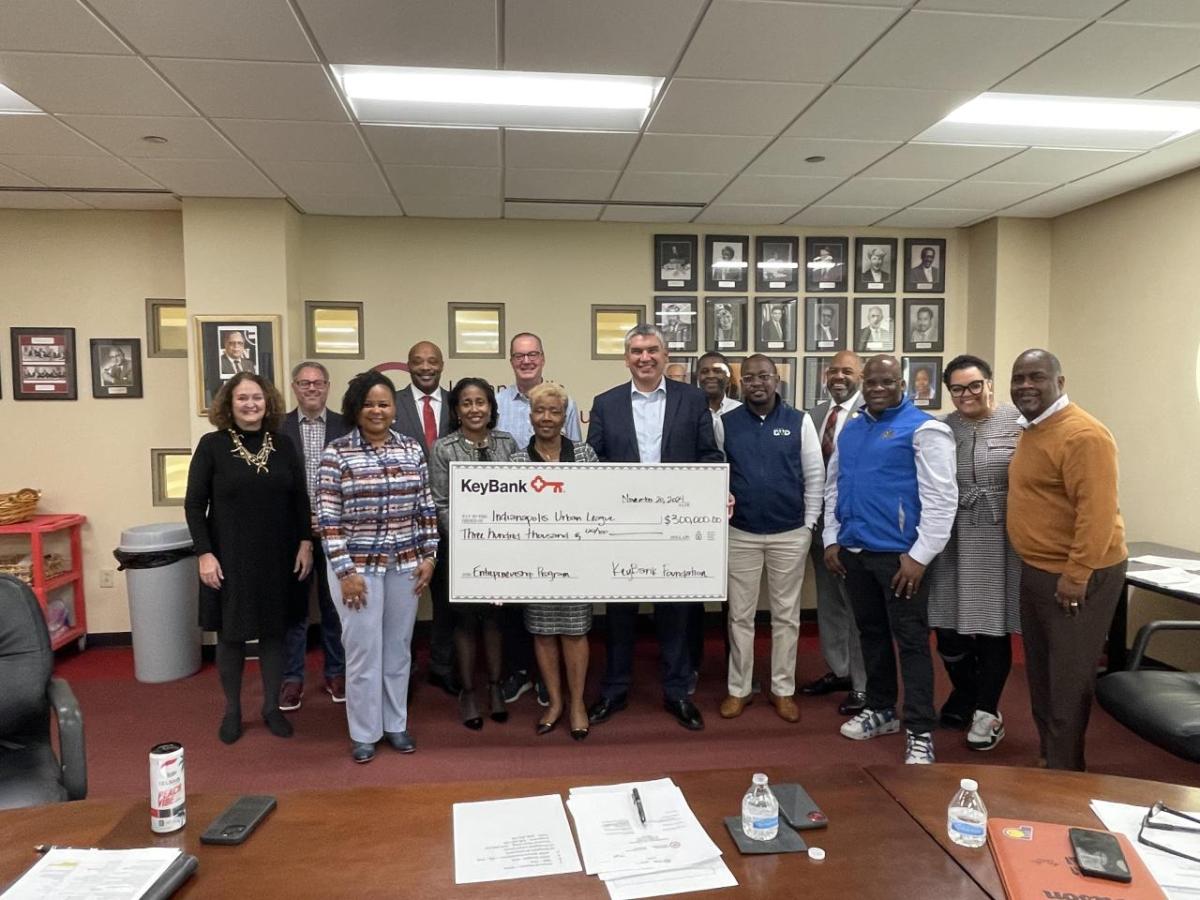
807, 847, 826, 861
961, 778, 978, 791
752, 773, 768, 785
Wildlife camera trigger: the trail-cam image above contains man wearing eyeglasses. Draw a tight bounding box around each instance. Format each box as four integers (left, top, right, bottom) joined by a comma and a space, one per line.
496, 332, 582, 705
279, 361, 350, 712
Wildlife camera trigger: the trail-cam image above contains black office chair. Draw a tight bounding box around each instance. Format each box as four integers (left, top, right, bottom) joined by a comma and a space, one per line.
1096, 620, 1200, 763
0, 574, 87, 808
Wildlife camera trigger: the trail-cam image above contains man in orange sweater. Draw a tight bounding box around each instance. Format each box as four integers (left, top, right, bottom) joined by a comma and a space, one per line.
1006, 349, 1127, 771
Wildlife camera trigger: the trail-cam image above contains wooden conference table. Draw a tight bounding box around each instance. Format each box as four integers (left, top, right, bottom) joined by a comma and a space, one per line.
1, 764, 1194, 898
1109, 540, 1200, 671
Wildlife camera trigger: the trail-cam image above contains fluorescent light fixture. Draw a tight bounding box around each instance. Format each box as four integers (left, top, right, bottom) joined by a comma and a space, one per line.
334, 65, 660, 131
0, 83, 42, 114
918, 92, 1200, 151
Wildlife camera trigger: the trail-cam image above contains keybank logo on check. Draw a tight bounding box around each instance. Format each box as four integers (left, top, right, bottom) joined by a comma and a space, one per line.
459, 474, 566, 495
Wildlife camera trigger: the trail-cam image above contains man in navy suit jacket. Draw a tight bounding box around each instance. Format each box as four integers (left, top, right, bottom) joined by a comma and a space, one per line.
587, 324, 723, 732
279, 361, 352, 712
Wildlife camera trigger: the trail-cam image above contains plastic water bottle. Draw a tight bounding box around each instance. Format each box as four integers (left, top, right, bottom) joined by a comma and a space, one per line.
741, 773, 779, 841
947, 778, 988, 848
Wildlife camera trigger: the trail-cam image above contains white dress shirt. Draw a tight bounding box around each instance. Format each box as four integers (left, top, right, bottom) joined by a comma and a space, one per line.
630, 378, 667, 463
817, 391, 861, 445
709, 396, 742, 452
1017, 393, 1070, 429
410, 383, 442, 426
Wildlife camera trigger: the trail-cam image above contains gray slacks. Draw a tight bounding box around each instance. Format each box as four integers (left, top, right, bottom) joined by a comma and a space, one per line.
809, 534, 866, 692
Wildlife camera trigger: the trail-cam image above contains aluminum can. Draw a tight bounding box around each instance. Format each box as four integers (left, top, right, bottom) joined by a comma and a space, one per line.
149, 742, 186, 833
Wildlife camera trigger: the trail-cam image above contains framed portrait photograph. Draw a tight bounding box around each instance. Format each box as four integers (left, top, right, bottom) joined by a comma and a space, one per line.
704, 296, 747, 353
903, 297, 945, 353
803, 356, 832, 410
755, 235, 799, 292
904, 238, 947, 293
10, 327, 77, 400
653, 296, 699, 353
592, 305, 644, 360
854, 237, 898, 293
654, 234, 698, 291
805, 236, 848, 292
705, 234, 750, 292
754, 297, 798, 353
853, 297, 897, 354
666, 356, 695, 384
804, 296, 847, 353
448, 302, 505, 359
903, 356, 943, 410
90, 338, 143, 399
770, 357, 797, 407
193, 315, 280, 415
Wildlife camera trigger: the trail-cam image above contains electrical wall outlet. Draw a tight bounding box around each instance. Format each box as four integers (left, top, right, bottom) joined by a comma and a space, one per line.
99, 569, 115, 588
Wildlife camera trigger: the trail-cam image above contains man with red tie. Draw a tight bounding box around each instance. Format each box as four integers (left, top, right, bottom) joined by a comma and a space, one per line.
392, 341, 457, 694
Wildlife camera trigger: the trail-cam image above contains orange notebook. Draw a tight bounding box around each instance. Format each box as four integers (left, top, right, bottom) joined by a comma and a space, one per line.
987, 818, 1166, 900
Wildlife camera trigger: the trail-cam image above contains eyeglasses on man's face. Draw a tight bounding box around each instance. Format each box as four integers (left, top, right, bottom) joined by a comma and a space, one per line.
740, 372, 777, 384
948, 379, 986, 397
1138, 801, 1200, 863
510, 351, 544, 362
293, 379, 328, 389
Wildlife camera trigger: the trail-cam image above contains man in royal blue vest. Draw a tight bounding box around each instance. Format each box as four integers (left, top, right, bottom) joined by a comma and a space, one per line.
823, 355, 957, 764
719, 355, 825, 723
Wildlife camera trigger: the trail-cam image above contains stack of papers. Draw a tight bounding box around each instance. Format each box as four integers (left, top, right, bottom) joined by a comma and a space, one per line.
567, 777, 737, 900
1090, 799, 1200, 899
452, 794, 583, 885
1127, 562, 1200, 597
4, 847, 183, 900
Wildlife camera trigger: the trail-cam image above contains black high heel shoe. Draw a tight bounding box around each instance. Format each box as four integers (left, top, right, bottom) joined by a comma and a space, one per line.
459, 689, 483, 730
535, 716, 560, 736
488, 681, 508, 723
570, 725, 590, 741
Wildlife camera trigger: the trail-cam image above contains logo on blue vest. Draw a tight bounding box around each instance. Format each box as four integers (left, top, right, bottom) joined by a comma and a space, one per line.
773, 428, 791, 436
881, 429, 894, 439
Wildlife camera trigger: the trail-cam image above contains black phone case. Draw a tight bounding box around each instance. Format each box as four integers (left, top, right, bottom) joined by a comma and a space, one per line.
200, 795, 277, 845
773, 783, 828, 830
1068, 827, 1133, 883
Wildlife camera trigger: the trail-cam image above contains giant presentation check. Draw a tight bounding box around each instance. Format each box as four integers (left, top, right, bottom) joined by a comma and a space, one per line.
449, 462, 728, 603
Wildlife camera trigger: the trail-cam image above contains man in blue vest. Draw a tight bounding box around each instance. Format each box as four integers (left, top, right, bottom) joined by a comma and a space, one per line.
822, 355, 957, 764
720, 355, 825, 722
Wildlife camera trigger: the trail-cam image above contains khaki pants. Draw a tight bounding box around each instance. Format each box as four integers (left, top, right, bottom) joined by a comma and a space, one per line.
726, 525, 812, 698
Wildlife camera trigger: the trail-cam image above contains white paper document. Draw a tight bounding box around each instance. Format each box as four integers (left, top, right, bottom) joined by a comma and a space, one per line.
603, 858, 739, 900
1130, 555, 1200, 573
1127, 567, 1200, 595
1090, 799, 1200, 898
453, 793, 583, 885
2, 847, 180, 900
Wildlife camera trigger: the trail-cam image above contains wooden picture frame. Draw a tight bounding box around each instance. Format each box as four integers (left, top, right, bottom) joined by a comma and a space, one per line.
145, 298, 187, 358
705, 234, 750, 292
805, 236, 848, 292
654, 296, 699, 353
903, 356, 944, 410
591, 305, 644, 360
705, 296, 747, 353
90, 337, 143, 399
151, 448, 192, 507
666, 356, 695, 385
305, 300, 365, 359
654, 234, 698, 291
193, 315, 281, 416
755, 235, 800, 292
903, 238, 947, 294
854, 237, 898, 293
448, 302, 505, 359
770, 356, 797, 407
903, 297, 945, 353
755, 297, 798, 353
853, 297, 897, 354
804, 296, 847, 353
10, 327, 77, 400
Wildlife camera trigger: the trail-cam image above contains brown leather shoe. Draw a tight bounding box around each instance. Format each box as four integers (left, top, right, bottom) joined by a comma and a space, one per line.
719, 694, 752, 719
770, 692, 801, 723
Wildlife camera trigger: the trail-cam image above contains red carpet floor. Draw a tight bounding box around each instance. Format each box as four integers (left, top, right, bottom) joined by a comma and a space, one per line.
55, 626, 1197, 801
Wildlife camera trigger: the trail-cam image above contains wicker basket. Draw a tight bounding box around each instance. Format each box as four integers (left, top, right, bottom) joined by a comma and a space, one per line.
0, 488, 40, 525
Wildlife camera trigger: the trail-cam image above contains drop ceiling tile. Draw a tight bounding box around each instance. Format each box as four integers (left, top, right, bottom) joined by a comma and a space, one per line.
505, 0, 704, 76
66, 192, 181, 210
505, 202, 603, 220
291, 192, 403, 216
916, 180, 1049, 208
218, 120, 369, 163
611, 171, 729, 204
364, 125, 500, 167
0, 155, 162, 189
860, 142, 1021, 180
384, 165, 500, 196
0, 115, 110, 156
917, 0, 1115, 15
0, 191, 91, 209
1103, 0, 1200, 25
876, 207, 992, 227
998, 178, 1123, 217
61, 114, 240, 159
786, 205, 896, 226
504, 168, 619, 201
678, 0, 901, 82
840, 11, 1084, 90
979, 148, 1138, 183
297, 0, 498, 67
0, 52, 191, 115
627, 133, 770, 174
401, 194, 501, 218
153, 59, 348, 121
785, 86, 976, 142
504, 130, 638, 170
998, 23, 1200, 96
256, 160, 388, 195
820, 176, 951, 207
0, 161, 42, 187
717, 174, 843, 206
90, 0, 316, 61
0, 0, 129, 54
599, 204, 699, 223
648, 79, 823, 136
1141, 65, 1200, 100
747, 138, 900, 177
131, 158, 283, 197
693, 204, 801, 225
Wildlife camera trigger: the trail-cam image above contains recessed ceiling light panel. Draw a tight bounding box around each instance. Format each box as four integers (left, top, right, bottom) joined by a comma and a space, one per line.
334, 65, 661, 131
0, 83, 42, 115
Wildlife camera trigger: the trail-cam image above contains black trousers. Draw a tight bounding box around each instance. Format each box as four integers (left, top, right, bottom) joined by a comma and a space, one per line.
601, 603, 691, 703
426, 535, 455, 677
842, 549, 935, 734
936, 629, 1013, 717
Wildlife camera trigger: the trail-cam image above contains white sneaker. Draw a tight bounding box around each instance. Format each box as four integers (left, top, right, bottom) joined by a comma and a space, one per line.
840, 707, 900, 740
966, 710, 1005, 751
904, 730, 935, 764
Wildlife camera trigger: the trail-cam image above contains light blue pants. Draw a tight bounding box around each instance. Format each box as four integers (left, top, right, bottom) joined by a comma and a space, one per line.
328, 565, 420, 744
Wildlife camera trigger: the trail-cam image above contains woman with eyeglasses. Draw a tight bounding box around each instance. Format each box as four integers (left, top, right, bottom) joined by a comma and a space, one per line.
925, 354, 1023, 752
428, 377, 519, 729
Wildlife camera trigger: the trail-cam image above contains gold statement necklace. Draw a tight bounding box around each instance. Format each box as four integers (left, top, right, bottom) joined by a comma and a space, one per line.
228, 428, 274, 474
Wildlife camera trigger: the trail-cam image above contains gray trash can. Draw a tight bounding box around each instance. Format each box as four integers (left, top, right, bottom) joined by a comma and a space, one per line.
116, 523, 201, 684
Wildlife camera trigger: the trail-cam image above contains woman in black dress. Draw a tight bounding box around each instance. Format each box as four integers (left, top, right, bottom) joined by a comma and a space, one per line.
185, 372, 313, 744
